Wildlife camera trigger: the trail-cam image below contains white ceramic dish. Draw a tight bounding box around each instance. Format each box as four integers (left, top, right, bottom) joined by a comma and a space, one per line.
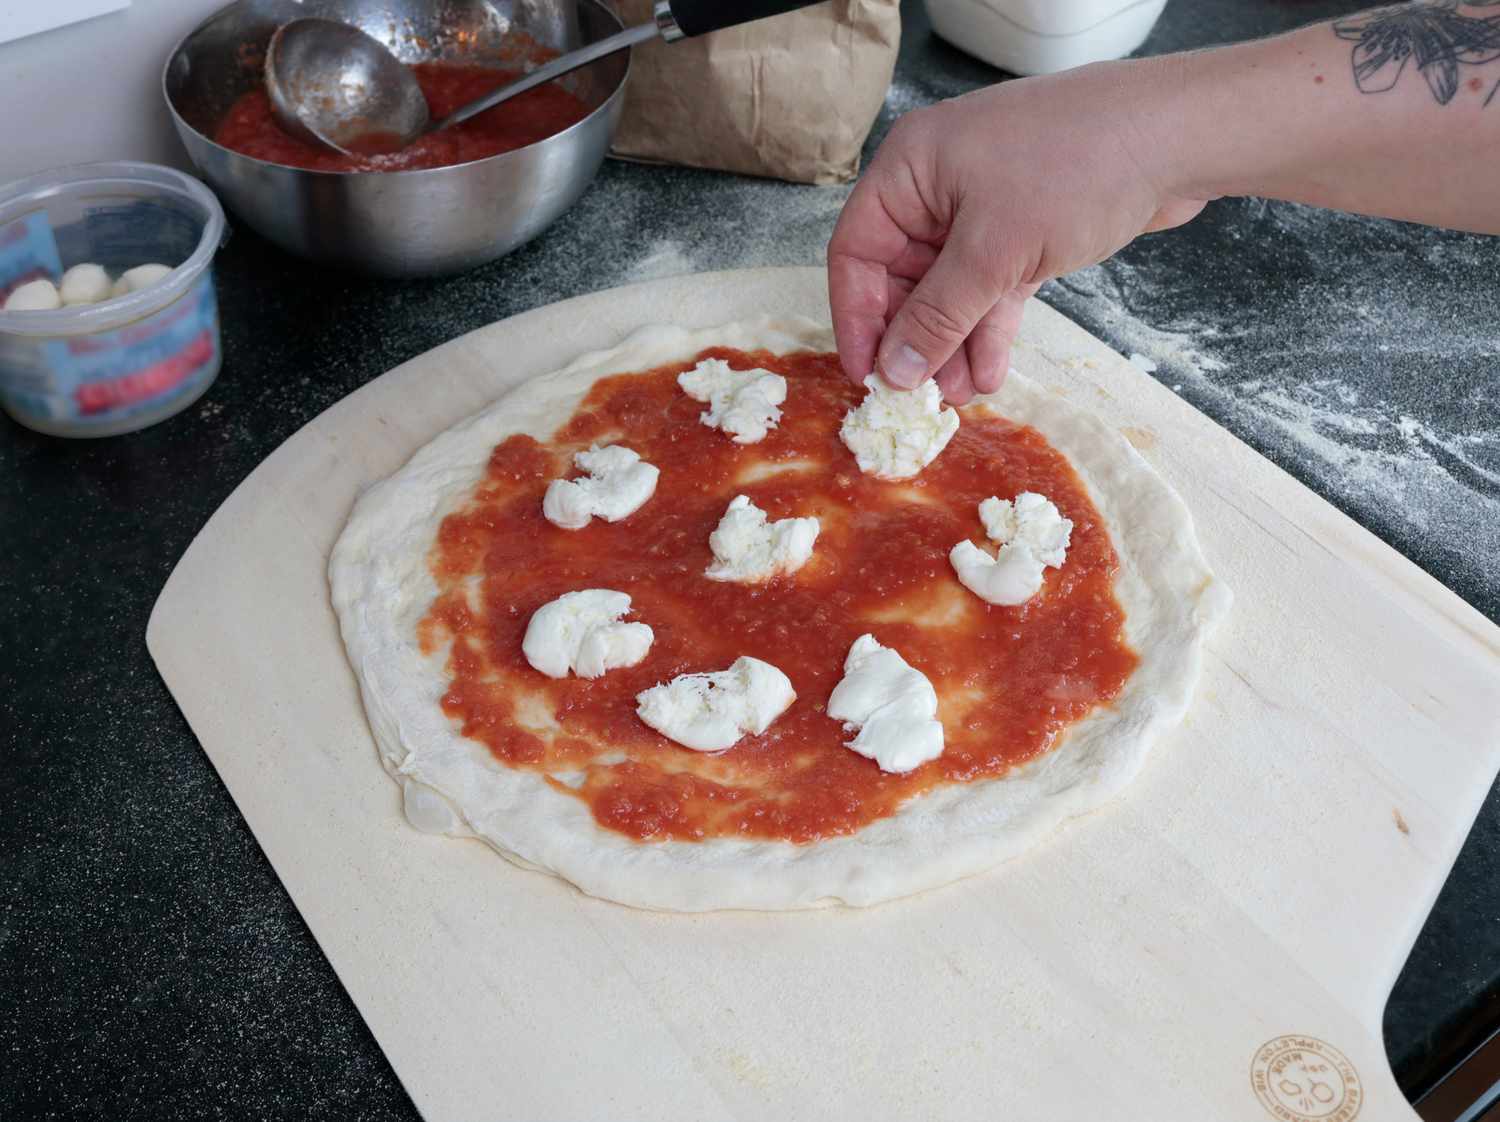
924, 0, 1168, 75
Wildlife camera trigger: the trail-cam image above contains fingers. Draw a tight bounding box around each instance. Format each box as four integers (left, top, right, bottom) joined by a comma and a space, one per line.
828, 175, 908, 387
827, 257, 888, 389
831, 112, 1020, 397
933, 351, 975, 405
930, 300, 996, 405
828, 239, 940, 389
885, 273, 914, 311
967, 285, 1036, 395
890, 275, 979, 403
883, 276, 1029, 403
1144, 197, 1207, 234
887, 240, 939, 281
875, 216, 1017, 390
828, 130, 949, 388
846, 287, 1025, 404
964, 307, 1010, 397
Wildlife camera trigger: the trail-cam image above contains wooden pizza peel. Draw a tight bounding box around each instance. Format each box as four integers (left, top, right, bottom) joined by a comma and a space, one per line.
148, 266, 1500, 1122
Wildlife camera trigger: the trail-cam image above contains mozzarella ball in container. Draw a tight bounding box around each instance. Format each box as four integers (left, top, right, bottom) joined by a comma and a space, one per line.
3, 279, 62, 311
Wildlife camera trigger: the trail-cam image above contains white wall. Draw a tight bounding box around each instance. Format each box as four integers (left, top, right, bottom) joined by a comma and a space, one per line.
0, 0, 230, 182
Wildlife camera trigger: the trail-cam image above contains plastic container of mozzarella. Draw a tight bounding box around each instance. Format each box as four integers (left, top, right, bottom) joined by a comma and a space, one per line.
0, 162, 226, 437
923, 0, 1169, 75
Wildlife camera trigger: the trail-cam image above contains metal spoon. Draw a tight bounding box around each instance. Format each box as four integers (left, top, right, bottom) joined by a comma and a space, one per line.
265, 0, 821, 158
265, 19, 429, 157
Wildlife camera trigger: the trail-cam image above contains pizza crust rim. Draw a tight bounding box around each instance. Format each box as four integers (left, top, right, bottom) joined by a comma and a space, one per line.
329, 315, 1231, 911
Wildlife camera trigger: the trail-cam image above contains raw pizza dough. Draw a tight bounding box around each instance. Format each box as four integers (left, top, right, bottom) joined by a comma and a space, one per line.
329, 316, 1231, 911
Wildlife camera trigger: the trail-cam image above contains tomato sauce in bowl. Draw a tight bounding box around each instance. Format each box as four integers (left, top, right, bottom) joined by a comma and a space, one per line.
214, 62, 591, 172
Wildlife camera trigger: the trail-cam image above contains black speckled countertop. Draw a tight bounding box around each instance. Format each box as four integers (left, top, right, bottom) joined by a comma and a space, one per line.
3, 1, 1497, 1117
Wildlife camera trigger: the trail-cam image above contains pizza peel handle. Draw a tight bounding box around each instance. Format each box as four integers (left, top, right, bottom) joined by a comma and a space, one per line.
658, 0, 827, 39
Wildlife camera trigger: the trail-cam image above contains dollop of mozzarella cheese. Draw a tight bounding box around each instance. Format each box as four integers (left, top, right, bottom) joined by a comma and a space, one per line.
542, 444, 660, 530
704, 495, 820, 583
522, 590, 654, 679
4, 279, 61, 311
111, 263, 173, 298
677, 358, 787, 444
636, 656, 796, 752
950, 492, 1073, 606
950, 540, 1048, 606
826, 634, 944, 774
980, 493, 1072, 566
839, 376, 959, 479
59, 263, 112, 306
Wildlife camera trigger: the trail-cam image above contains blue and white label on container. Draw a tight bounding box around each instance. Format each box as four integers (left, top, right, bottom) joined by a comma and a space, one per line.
0, 275, 221, 430
0, 211, 64, 301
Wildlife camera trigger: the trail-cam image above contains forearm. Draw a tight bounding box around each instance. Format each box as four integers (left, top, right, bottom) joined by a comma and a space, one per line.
825, 3, 1500, 400
1155, 3, 1500, 234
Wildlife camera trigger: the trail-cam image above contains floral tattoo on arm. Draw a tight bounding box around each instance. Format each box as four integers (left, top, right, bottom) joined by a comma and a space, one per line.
1333, 1, 1500, 105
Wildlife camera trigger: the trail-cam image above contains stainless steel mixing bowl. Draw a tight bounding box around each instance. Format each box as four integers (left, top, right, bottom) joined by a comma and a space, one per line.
163, 0, 628, 277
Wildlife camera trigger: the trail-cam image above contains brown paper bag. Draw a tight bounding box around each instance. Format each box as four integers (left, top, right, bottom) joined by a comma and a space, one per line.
610, 0, 901, 185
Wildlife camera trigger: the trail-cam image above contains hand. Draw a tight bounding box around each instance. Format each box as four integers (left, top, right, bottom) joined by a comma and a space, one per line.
828, 58, 1210, 403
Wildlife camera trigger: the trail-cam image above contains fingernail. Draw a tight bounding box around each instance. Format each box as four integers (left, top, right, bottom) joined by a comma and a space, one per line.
880, 343, 927, 389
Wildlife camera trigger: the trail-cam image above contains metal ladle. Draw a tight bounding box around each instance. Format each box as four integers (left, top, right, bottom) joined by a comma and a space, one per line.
266, 0, 820, 158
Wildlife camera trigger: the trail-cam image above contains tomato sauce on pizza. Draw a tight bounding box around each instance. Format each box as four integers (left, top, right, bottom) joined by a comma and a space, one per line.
420, 348, 1138, 844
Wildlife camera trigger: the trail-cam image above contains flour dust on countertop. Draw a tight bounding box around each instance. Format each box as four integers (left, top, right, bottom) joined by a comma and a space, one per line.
1044, 197, 1500, 625
541, 162, 851, 292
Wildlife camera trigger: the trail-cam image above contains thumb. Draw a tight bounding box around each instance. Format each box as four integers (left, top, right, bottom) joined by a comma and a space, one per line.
876, 219, 1016, 389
